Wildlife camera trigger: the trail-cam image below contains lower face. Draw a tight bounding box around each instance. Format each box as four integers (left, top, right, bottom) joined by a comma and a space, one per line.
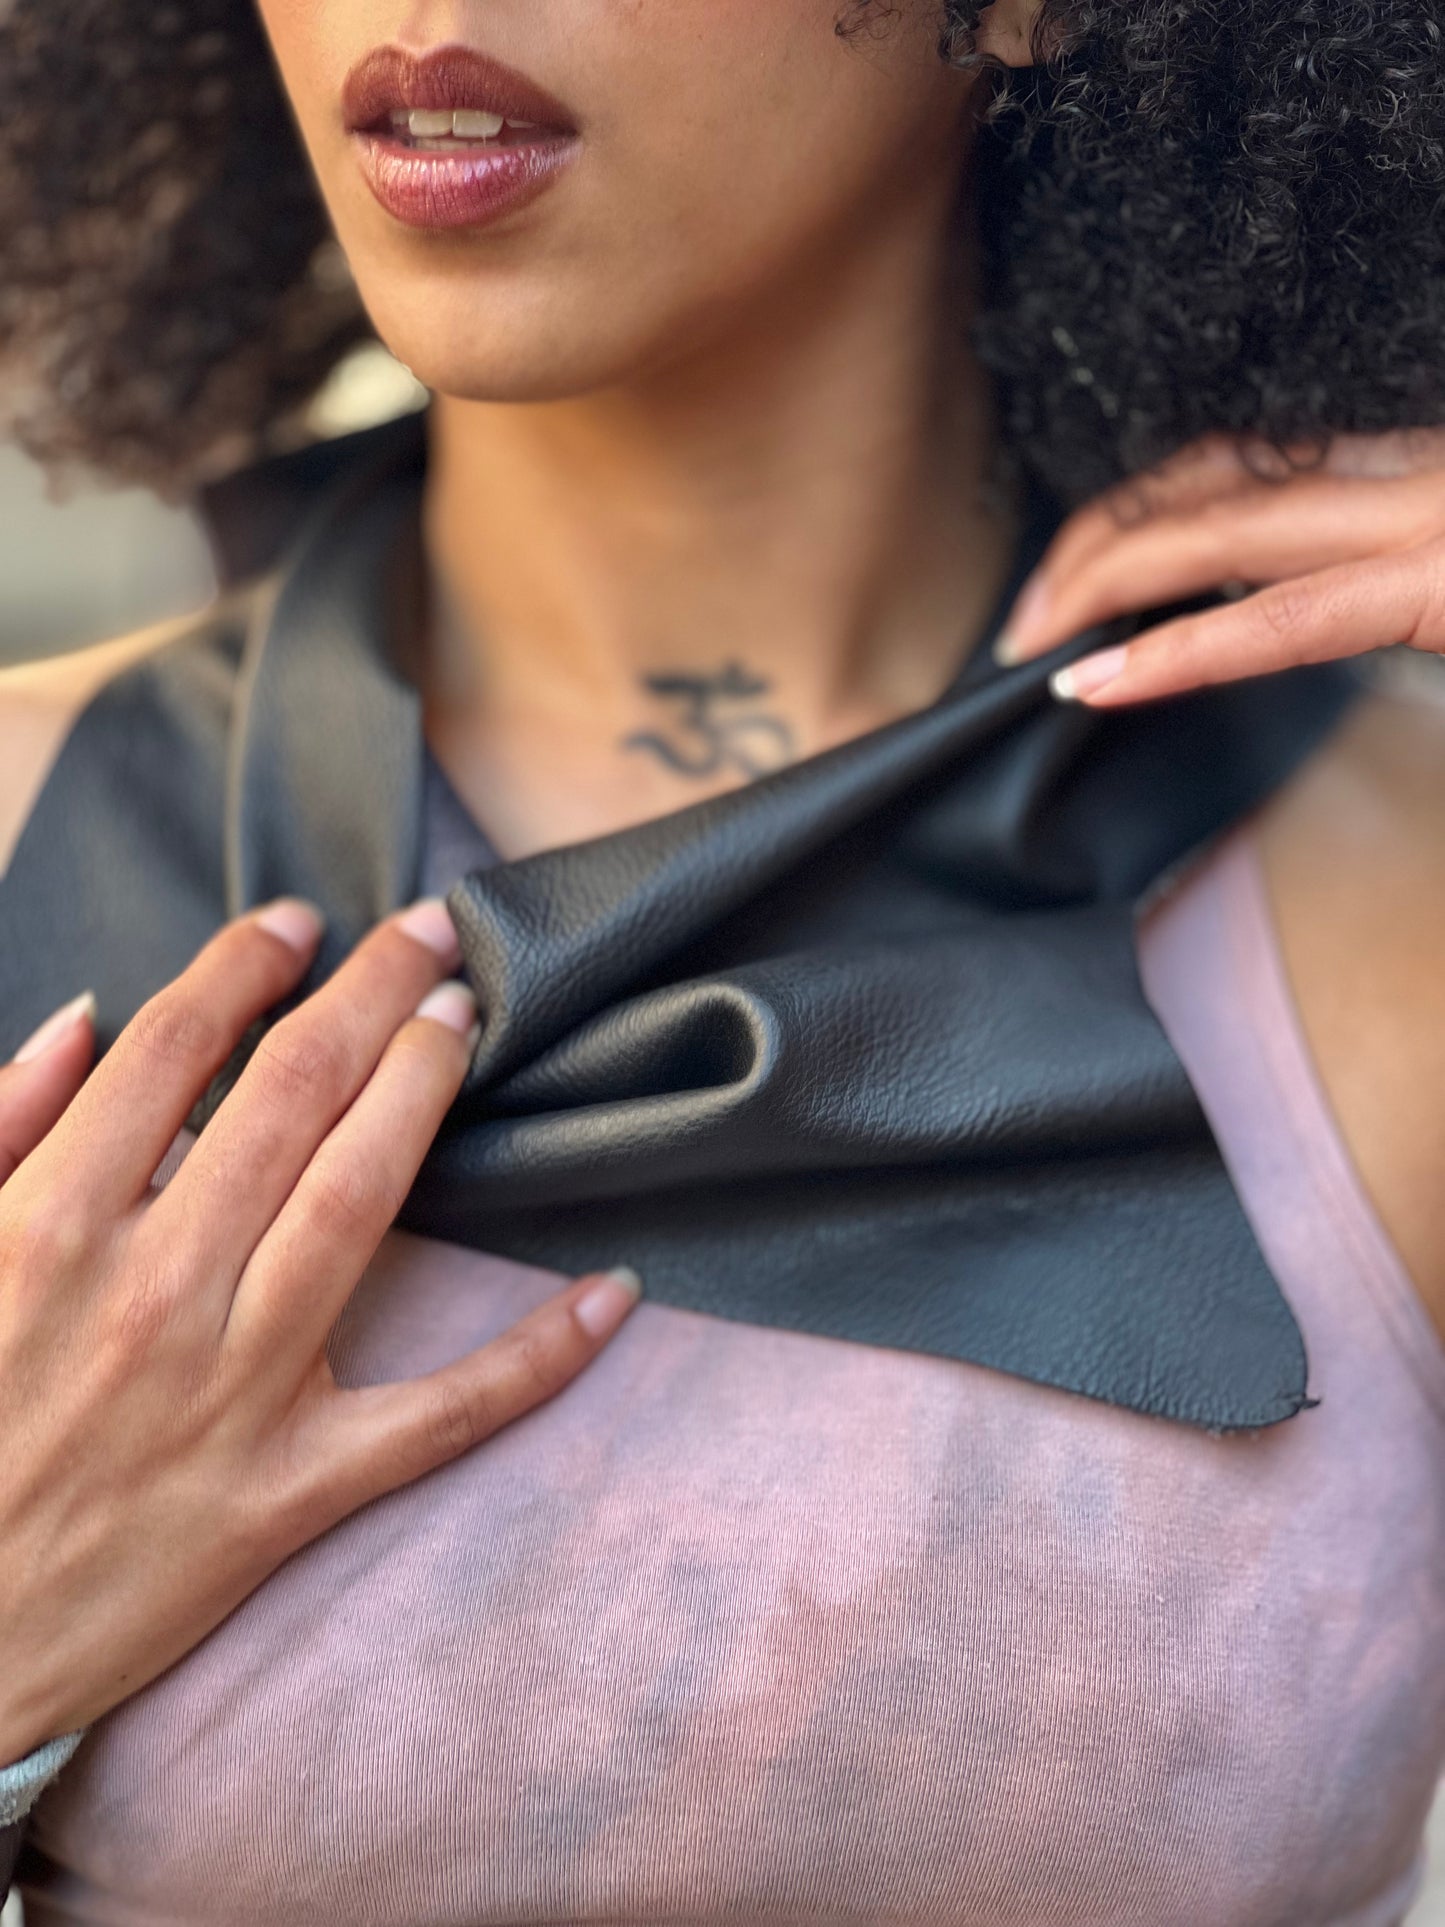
251, 0, 978, 404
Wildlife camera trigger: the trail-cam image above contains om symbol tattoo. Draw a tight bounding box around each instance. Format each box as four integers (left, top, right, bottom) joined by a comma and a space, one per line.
622, 660, 797, 780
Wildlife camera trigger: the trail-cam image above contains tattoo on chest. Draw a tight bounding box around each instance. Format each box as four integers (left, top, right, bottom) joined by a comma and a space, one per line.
622, 661, 797, 780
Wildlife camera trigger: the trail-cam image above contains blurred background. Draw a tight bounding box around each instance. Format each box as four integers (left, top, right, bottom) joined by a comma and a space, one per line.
3, 348, 1445, 1926
0, 340, 424, 665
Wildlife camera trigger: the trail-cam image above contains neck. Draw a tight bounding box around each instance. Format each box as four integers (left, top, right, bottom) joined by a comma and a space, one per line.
418, 178, 1018, 855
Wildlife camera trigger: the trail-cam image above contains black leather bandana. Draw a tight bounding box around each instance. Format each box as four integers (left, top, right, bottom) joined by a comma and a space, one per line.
0, 411, 1361, 1430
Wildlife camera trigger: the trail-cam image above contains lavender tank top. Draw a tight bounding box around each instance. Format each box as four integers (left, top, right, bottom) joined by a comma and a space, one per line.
18, 752, 1445, 1927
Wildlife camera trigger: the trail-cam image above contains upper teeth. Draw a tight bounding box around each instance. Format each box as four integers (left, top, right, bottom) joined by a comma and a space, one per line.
389, 109, 537, 139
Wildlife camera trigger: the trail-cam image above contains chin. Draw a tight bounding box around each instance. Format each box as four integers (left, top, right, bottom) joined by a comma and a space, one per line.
350, 267, 675, 405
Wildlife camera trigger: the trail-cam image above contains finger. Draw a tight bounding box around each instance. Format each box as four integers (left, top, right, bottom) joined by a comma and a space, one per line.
1048, 545, 1445, 707
1020, 434, 1259, 604
313, 1267, 644, 1519
998, 446, 1259, 661
0, 992, 97, 1186
1320, 426, 1445, 481
22, 901, 325, 1221
1107, 430, 1375, 512
1001, 471, 1439, 665
146, 898, 466, 1304
226, 979, 479, 1362
1024, 429, 1445, 636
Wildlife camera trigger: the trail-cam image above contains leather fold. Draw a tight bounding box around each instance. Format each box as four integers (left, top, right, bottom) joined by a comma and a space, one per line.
0, 408, 1364, 1432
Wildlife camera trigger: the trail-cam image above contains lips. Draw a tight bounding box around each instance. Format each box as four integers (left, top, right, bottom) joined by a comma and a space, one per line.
342, 45, 577, 138
343, 44, 580, 232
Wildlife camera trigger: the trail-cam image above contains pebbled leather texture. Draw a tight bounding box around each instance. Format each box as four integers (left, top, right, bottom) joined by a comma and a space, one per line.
0, 409, 1363, 1430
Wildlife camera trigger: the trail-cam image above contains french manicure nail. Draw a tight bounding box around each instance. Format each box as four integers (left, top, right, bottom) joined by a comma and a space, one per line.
398, 897, 463, 965
994, 577, 1050, 663
575, 1266, 644, 1339
414, 980, 478, 1037
992, 630, 1026, 667
14, 990, 97, 1064
255, 898, 326, 955
1050, 644, 1130, 703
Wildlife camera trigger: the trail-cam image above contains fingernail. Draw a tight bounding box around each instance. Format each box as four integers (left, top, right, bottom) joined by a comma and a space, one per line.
14, 990, 97, 1064
414, 980, 479, 1039
992, 631, 1025, 667
398, 897, 463, 967
994, 577, 1050, 664
575, 1266, 644, 1339
255, 898, 326, 955
1050, 644, 1130, 703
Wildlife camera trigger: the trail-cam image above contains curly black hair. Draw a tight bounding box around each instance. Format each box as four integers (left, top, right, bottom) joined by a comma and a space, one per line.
1, 0, 1442, 504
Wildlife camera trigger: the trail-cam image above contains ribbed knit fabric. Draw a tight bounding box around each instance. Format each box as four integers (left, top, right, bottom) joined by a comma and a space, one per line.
16, 770, 1445, 1926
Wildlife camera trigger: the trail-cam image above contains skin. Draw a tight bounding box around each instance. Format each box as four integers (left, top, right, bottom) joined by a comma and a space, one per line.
995, 429, 1445, 702
3, 0, 1445, 1763
257, 0, 1036, 856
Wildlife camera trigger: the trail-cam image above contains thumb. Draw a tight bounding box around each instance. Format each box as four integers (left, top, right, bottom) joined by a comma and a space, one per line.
1, 991, 98, 1186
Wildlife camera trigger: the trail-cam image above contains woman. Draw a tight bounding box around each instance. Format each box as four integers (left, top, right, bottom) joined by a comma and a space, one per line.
2, 0, 1445, 1919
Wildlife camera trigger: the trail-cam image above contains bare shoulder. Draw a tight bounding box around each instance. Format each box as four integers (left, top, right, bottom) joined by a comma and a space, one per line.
0, 610, 224, 878
1253, 672, 1445, 1331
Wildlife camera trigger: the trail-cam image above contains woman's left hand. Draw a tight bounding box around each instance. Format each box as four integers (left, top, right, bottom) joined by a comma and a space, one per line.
995, 429, 1445, 705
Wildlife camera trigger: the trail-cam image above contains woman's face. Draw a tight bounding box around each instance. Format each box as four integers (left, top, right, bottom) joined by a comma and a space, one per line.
253, 0, 980, 402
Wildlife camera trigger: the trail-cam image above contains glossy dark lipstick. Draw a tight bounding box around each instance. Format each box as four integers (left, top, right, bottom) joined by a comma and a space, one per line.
343, 45, 579, 232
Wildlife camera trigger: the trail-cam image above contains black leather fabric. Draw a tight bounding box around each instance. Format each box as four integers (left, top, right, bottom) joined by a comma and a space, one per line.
0, 409, 1363, 1430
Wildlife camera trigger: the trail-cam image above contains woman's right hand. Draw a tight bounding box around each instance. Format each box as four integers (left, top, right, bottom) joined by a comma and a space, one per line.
0, 896, 641, 1767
